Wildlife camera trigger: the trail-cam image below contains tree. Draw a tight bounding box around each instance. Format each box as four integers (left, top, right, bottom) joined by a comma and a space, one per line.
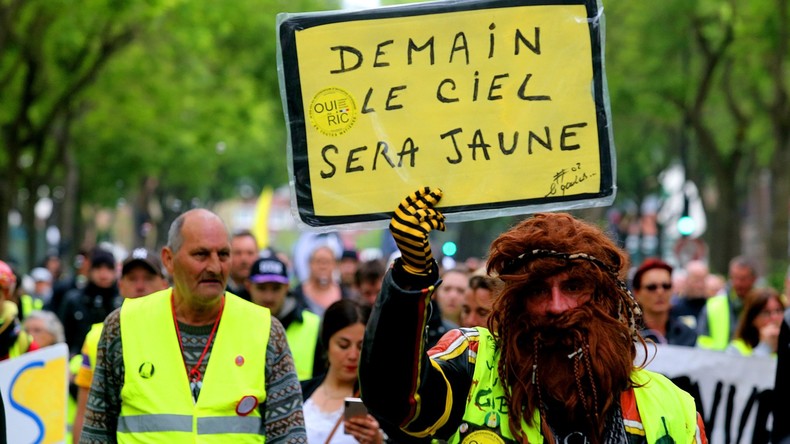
0, 0, 176, 267
606, 0, 788, 273
1, 0, 338, 267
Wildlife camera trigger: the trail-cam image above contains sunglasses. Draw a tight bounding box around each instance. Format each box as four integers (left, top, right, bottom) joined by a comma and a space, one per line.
644, 283, 672, 291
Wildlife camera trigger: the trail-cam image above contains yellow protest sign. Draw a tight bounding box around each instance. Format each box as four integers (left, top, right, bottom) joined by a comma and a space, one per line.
278, 0, 615, 229
0, 344, 69, 444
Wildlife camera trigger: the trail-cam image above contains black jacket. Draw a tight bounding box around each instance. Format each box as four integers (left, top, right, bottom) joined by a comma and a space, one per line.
773, 309, 790, 443
57, 282, 121, 355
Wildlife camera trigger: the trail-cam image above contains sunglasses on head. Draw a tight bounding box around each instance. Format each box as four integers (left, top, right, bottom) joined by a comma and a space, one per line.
644, 283, 672, 291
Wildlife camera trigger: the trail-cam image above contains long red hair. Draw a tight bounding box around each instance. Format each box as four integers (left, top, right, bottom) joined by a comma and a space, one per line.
486, 213, 645, 444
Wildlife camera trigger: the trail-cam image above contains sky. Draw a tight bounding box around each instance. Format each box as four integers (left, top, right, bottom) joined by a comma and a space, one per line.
342, 0, 381, 9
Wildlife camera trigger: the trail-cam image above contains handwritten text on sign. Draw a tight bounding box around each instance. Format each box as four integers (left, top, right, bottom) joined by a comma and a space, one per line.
295, 4, 602, 217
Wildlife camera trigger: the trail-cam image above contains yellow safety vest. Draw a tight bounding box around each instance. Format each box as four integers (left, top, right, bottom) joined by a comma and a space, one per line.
697, 295, 730, 350
20, 294, 43, 319
8, 331, 31, 358
729, 338, 753, 356
450, 327, 698, 444
85, 322, 103, 371
119, 289, 270, 443
285, 310, 321, 380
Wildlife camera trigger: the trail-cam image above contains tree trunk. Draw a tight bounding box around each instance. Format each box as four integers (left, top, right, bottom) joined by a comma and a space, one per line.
767, 0, 790, 271
769, 143, 790, 269
707, 165, 742, 275
22, 183, 37, 271
61, 148, 80, 268
0, 171, 10, 261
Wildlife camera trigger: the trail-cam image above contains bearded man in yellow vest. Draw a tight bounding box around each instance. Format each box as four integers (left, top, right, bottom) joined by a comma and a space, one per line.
80, 208, 306, 443
359, 188, 708, 444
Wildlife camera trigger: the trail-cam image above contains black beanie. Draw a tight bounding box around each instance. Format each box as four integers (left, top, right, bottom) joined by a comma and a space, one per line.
90, 249, 116, 269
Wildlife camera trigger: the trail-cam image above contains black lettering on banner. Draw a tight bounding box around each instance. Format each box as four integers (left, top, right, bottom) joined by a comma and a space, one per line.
437, 72, 549, 103
517, 73, 551, 101
408, 37, 435, 65
362, 85, 408, 114
330, 27, 540, 74
321, 145, 339, 178
488, 73, 509, 100
469, 129, 491, 160
437, 78, 459, 103
545, 162, 594, 197
499, 131, 519, 155
362, 88, 375, 114
440, 128, 464, 164
560, 122, 587, 151
346, 146, 367, 173
320, 139, 416, 178
515, 27, 541, 55
449, 32, 470, 64
442, 124, 585, 166
488, 23, 496, 59
329, 46, 363, 74
385, 85, 407, 111
528, 127, 551, 154
397, 138, 419, 167
373, 141, 396, 169
670, 375, 775, 444
473, 72, 480, 102
373, 40, 394, 68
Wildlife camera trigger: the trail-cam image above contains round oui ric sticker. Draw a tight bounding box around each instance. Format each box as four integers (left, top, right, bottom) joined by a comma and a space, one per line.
308, 87, 358, 136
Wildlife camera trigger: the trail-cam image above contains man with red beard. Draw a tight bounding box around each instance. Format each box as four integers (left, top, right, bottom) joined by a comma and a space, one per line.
359, 188, 707, 444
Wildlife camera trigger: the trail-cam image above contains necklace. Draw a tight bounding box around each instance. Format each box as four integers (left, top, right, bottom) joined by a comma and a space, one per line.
171, 293, 225, 402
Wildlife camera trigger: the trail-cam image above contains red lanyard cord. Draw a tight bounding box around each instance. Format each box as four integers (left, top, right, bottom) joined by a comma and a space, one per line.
171, 293, 225, 384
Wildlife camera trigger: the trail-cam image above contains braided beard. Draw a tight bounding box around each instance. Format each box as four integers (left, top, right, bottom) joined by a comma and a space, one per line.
501, 303, 634, 444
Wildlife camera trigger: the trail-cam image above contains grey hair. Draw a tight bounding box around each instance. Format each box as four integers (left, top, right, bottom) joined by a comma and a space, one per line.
167, 212, 189, 253
167, 209, 230, 253
25, 310, 65, 344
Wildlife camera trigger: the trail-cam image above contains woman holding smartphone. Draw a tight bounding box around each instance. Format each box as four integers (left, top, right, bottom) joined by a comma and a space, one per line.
301, 299, 384, 444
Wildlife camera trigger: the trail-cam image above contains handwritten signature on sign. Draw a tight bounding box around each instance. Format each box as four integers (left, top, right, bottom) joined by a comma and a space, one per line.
545, 163, 596, 197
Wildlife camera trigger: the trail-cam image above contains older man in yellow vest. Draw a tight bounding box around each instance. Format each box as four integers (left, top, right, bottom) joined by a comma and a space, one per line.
80, 209, 306, 443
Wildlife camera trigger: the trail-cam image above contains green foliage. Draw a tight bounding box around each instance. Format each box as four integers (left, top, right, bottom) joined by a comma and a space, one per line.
69, 0, 340, 207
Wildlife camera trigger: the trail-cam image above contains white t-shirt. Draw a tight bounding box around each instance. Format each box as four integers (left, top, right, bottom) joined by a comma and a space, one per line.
304, 397, 358, 444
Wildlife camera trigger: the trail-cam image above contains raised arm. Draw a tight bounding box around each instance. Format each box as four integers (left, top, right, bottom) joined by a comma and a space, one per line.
359, 188, 473, 441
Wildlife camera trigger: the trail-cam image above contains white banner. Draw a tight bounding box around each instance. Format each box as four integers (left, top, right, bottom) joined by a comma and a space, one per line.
641, 344, 775, 444
0, 344, 69, 444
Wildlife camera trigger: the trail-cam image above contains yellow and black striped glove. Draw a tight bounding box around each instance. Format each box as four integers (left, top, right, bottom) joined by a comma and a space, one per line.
389, 187, 446, 276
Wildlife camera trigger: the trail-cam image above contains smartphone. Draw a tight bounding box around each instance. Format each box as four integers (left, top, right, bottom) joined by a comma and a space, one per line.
343, 397, 368, 420
343, 397, 368, 434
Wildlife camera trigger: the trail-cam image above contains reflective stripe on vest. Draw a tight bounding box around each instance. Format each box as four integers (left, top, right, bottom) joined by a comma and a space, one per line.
118, 414, 262, 434
119, 289, 270, 443
698, 295, 730, 350
450, 327, 698, 444
286, 310, 320, 380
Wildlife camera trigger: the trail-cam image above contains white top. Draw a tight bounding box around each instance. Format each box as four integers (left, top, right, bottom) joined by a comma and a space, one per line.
304, 397, 358, 444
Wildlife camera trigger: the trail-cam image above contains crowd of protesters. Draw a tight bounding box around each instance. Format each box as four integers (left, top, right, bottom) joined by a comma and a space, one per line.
0, 201, 789, 443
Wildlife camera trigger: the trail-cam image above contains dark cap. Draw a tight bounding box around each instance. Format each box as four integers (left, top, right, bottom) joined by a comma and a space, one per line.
122, 248, 163, 277
249, 256, 289, 285
341, 249, 358, 261
91, 248, 116, 269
